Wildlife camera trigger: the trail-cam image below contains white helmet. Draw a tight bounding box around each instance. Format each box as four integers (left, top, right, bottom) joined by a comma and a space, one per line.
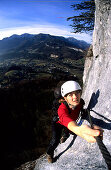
61, 80, 81, 97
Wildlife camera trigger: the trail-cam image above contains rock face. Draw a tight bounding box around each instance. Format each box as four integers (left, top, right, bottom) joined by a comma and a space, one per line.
34, 1, 111, 169
82, 0, 111, 140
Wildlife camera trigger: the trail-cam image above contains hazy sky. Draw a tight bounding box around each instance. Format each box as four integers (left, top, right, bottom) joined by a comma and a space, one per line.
0, 0, 92, 43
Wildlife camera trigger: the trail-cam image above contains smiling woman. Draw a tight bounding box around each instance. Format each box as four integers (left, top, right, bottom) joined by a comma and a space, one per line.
46, 80, 102, 163
64, 90, 81, 107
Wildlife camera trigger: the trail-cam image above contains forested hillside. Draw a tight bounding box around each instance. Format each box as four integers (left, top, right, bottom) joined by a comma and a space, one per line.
1, 33, 89, 169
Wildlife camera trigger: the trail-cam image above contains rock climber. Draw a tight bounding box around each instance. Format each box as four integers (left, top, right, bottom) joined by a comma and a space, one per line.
46, 80, 103, 163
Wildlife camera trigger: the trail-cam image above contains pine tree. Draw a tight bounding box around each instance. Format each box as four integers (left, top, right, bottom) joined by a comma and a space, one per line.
67, 0, 95, 33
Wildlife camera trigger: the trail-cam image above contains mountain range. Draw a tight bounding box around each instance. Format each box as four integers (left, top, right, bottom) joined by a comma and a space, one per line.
0, 33, 90, 55
1, 33, 90, 169
0, 33, 90, 87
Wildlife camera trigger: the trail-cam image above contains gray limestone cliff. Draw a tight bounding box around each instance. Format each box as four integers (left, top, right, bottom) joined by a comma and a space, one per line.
34, 1, 111, 169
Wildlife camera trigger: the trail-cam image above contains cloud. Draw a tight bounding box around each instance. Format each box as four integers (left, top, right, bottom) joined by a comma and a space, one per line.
0, 24, 92, 43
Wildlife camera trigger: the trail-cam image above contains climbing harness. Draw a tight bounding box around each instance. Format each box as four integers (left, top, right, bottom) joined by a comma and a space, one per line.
87, 109, 111, 170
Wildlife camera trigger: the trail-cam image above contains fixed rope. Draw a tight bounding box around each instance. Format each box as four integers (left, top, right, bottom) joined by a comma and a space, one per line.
87, 109, 111, 170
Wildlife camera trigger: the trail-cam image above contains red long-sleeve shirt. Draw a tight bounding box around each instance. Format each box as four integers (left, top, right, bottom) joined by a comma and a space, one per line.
57, 102, 83, 128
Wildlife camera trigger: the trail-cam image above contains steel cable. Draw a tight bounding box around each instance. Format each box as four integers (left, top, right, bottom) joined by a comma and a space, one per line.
87, 109, 111, 170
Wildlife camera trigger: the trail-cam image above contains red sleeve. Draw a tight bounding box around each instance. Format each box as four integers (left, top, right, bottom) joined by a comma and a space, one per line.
58, 103, 74, 127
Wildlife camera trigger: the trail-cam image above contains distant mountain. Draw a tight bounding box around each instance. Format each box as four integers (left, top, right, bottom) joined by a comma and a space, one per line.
0, 34, 90, 169
67, 37, 90, 50
0, 33, 90, 55
0, 33, 90, 87
0, 33, 35, 55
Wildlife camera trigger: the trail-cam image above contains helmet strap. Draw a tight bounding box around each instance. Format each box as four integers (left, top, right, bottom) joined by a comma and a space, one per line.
68, 103, 76, 110
64, 98, 77, 110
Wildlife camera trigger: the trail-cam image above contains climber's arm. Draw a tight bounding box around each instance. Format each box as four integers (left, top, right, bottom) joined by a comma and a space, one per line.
67, 121, 102, 143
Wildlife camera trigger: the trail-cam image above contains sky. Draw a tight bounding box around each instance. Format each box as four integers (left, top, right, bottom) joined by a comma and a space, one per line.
0, 0, 92, 43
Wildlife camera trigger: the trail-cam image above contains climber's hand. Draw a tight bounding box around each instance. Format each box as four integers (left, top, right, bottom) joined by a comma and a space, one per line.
92, 125, 104, 140
68, 121, 104, 143
78, 124, 103, 143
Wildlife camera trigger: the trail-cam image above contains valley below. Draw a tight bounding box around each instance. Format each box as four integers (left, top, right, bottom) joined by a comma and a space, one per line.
0, 33, 89, 170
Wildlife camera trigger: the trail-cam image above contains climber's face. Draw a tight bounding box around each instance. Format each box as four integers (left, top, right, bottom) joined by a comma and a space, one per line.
64, 90, 81, 107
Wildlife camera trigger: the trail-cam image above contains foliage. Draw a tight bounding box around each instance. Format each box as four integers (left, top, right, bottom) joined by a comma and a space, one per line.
67, 0, 95, 33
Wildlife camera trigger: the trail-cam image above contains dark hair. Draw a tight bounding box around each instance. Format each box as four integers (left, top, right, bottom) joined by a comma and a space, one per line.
54, 81, 66, 99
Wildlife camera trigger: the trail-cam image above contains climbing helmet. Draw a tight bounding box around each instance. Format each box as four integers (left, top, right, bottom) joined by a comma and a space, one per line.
61, 80, 81, 97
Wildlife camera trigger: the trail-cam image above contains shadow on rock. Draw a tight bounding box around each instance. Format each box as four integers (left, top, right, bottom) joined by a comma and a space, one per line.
87, 89, 100, 110
53, 134, 77, 163
87, 90, 111, 130
91, 111, 111, 130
